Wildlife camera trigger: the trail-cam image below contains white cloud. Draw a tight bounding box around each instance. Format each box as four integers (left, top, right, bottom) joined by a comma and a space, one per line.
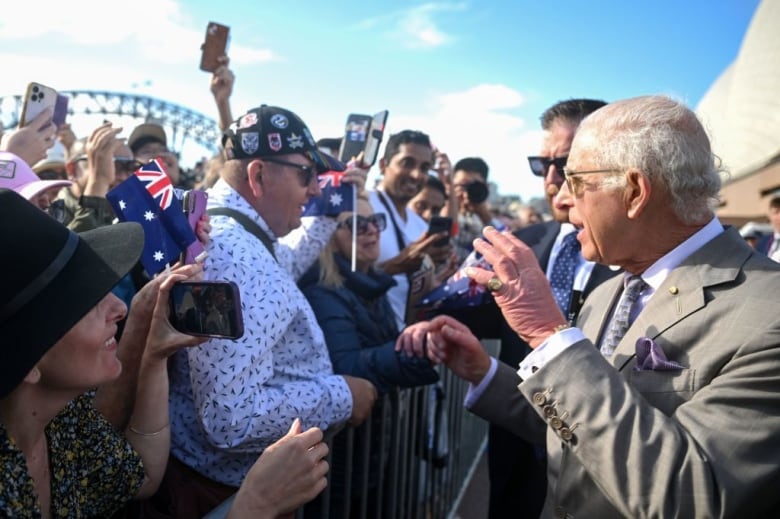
356, 2, 467, 49
0, 0, 278, 65
361, 83, 547, 201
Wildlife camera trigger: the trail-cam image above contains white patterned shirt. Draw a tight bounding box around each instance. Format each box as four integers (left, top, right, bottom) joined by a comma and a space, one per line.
168, 179, 353, 486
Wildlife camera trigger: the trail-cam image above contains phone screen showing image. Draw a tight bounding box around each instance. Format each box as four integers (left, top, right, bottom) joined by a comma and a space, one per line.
338, 113, 373, 163
169, 281, 244, 339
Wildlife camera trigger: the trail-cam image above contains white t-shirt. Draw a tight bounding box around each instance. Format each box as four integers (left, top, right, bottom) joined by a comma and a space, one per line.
369, 189, 428, 330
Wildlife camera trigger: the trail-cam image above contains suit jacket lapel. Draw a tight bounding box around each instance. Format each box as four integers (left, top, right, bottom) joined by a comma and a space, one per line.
533, 221, 560, 269
610, 227, 751, 370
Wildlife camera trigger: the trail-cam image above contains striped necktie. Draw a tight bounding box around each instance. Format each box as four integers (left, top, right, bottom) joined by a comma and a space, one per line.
600, 275, 647, 357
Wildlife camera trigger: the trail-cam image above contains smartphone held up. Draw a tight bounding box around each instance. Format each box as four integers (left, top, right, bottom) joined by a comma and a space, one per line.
199, 21, 230, 72
169, 281, 244, 340
338, 110, 389, 167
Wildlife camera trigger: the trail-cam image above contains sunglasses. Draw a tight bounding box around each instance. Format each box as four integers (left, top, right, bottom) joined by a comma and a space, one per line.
262, 158, 317, 187
528, 155, 568, 177
114, 157, 144, 174
36, 169, 67, 181
337, 213, 387, 234
45, 199, 66, 223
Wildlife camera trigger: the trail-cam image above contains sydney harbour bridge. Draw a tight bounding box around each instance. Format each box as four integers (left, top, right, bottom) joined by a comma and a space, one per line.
0, 90, 220, 156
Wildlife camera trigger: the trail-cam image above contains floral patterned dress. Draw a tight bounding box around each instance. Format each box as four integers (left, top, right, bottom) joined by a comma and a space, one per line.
0, 394, 144, 518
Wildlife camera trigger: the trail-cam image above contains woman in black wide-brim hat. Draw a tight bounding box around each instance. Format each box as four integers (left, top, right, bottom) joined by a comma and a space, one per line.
0, 188, 206, 517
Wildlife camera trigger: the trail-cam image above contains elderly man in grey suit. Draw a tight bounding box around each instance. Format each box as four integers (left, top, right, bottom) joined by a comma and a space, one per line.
401, 95, 780, 517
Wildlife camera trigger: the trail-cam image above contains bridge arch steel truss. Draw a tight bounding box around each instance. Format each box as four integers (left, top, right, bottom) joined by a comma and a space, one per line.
0, 90, 220, 153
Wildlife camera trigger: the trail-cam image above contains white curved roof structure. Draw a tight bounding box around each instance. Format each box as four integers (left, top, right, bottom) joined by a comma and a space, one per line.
697, 0, 780, 179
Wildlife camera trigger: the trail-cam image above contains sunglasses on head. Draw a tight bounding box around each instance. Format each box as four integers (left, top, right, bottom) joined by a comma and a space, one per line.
528, 155, 568, 177
337, 213, 387, 234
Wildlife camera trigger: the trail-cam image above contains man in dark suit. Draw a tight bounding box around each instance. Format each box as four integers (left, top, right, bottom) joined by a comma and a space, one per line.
756, 192, 780, 262
449, 99, 619, 518
418, 95, 780, 517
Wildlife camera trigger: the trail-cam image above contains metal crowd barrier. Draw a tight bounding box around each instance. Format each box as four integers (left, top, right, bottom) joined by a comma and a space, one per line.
298, 340, 499, 519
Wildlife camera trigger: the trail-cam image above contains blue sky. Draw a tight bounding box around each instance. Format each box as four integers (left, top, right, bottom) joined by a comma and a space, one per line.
0, 0, 761, 200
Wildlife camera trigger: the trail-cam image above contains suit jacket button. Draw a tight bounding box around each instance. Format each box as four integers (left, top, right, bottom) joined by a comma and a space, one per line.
533, 392, 547, 406
561, 427, 574, 441
550, 416, 563, 429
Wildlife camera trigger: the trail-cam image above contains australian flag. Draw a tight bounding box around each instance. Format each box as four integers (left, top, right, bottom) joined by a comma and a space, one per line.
302, 171, 354, 216
417, 249, 494, 310
106, 159, 197, 275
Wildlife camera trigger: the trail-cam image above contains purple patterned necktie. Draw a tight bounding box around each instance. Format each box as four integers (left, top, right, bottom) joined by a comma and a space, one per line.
549, 231, 580, 315
600, 275, 648, 357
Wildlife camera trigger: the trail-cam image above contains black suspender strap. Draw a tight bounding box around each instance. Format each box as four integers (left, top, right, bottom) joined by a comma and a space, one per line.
206, 207, 277, 261
376, 191, 407, 251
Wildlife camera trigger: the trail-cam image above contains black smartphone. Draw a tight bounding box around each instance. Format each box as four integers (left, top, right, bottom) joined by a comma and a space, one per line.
169, 281, 244, 339
338, 110, 389, 167
338, 113, 372, 164
362, 110, 389, 167
428, 216, 452, 247
200, 22, 230, 72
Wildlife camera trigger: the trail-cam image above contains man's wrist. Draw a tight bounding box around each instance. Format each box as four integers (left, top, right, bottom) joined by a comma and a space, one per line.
553, 323, 571, 334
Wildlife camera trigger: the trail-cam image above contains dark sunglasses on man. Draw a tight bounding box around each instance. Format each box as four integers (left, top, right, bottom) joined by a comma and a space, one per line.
114, 157, 144, 175
527, 155, 568, 177
74, 155, 144, 175
337, 213, 387, 234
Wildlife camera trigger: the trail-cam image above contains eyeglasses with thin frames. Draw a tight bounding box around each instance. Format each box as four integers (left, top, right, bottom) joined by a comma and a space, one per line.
562, 167, 623, 195
337, 213, 387, 234
262, 158, 317, 187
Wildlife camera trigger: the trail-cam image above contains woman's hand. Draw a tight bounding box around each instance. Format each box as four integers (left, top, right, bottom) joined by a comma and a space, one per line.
143, 264, 208, 361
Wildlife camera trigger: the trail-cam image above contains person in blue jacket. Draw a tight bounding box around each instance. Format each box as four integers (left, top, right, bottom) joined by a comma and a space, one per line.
300, 193, 439, 516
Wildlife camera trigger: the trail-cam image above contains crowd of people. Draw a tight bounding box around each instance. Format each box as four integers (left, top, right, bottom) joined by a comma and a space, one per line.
2, 48, 780, 519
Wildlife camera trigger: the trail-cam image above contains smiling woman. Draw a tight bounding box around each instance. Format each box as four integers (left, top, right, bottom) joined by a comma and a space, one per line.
0, 189, 205, 517
299, 194, 440, 517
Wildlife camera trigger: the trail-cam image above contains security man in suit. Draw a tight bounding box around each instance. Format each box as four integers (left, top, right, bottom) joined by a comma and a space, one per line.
410, 95, 780, 517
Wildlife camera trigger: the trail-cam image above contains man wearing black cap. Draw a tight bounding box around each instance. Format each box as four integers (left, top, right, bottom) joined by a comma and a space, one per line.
162, 105, 377, 517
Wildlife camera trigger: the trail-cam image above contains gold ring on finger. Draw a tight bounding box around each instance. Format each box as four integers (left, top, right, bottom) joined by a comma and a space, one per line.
487, 277, 503, 292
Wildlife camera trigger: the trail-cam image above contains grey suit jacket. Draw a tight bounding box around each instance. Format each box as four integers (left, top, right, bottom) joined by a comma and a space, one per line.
470, 227, 780, 518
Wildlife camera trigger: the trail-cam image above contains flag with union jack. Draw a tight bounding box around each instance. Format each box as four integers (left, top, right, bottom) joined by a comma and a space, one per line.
302, 170, 354, 217
416, 249, 494, 310
106, 159, 197, 275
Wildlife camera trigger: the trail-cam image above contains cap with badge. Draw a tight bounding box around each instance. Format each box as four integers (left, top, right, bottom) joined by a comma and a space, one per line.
0, 151, 71, 200
222, 105, 345, 173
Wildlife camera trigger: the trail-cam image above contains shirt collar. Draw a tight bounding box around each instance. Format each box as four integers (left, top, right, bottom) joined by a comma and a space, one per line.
208, 179, 278, 241
637, 217, 724, 293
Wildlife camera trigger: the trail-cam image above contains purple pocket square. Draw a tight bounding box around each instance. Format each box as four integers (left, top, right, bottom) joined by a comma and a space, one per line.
634, 337, 686, 371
